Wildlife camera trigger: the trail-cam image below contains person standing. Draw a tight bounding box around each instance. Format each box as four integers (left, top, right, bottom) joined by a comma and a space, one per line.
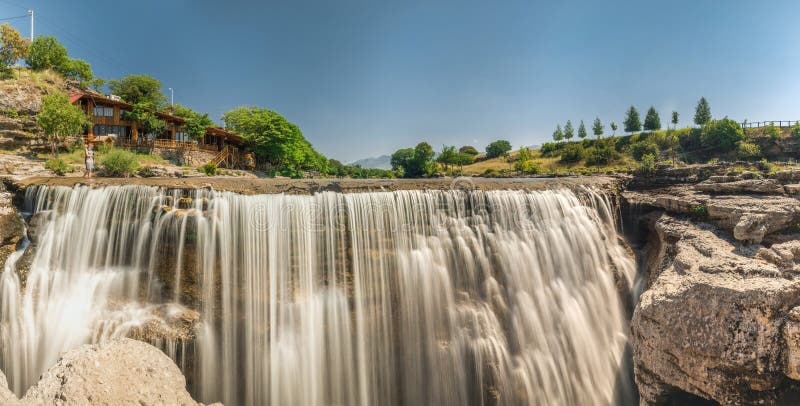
84, 143, 95, 178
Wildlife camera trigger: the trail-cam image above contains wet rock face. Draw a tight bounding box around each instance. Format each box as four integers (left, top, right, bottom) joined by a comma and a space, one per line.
632, 214, 800, 405
18, 338, 213, 405
0, 182, 25, 267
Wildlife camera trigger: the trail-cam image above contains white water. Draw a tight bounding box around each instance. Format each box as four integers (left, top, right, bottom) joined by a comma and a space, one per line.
0, 185, 635, 405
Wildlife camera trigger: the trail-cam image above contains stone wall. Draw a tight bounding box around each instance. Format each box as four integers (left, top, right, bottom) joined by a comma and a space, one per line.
153, 147, 217, 167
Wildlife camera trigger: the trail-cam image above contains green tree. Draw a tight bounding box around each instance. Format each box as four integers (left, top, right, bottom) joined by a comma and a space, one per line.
577, 120, 587, 139
108, 74, 167, 107
37, 92, 90, 156
126, 102, 166, 139
624, 106, 641, 133
552, 124, 564, 141
391, 142, 435, 178
436, 145, 458, 171
564, 120, 574, 140
592, 117, 604, 138
0, 24, 29, 76
610, 122, 618, 135
700, 117, 743, 152
222, 106, 327, 176
459, 145, 479, 155
58, 58, 94, 85
169, 105, 214, 139
643, 106, 661, 131
390, 148, 414, 173
671, 111, 679, 129
694, 97, 711, 126
630, 141, 660, 161
486, 139, 512, 158
25, 35, 67, 71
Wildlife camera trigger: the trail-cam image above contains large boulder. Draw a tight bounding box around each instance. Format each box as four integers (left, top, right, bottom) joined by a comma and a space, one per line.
21, 338, 210, 405
632, 214, 800, 405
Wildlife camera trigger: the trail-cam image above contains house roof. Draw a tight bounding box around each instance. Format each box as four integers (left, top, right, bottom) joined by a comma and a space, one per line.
69, 92, 185, 124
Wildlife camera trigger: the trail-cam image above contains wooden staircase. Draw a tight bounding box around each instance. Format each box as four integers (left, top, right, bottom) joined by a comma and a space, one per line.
210, 146, 230, 167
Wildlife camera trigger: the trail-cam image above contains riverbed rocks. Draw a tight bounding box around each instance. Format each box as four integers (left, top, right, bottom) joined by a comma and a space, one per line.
19, 338, 212, 405
632, 214, 800, 405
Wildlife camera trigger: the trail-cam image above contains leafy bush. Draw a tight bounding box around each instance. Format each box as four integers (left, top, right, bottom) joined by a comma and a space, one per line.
485, 140, 512, 158
736, 141, 762, 161
4, 109, 18, 119
692, 204, 708, 219
44, 158, 72, 176
99, 149, 140, 177
585, 141, 621, 166
513, 159, 540, 174
700, 118, 744, 152
635, 153, 657, 177
459, 146, 479, 155
137, 165, 158, 177
559, 143, 585, 164
630, 141, 660, 161
539, 142, 561, 157
793, 122, 800, 139
764, 124, 781, 141
200, 162, 218, 176
482, 168, 498, 177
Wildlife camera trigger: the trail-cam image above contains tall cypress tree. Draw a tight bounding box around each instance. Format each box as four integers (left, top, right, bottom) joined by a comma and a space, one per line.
578, 120, 587, 138
623, 106, 642, 133
671, 111, 679, 129
643, 106, 661, 131
564, 120, 574, 140
694, 97, 711, 126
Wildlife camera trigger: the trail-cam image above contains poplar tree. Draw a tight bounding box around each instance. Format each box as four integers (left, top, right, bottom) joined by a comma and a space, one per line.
592, 117, 604, 138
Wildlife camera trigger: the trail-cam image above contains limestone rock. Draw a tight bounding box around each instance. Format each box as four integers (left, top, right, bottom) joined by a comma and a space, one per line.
21, 338, 204, 405
632, 214, 800, 405
695, 178, 785, 194
0, 369, 20, 405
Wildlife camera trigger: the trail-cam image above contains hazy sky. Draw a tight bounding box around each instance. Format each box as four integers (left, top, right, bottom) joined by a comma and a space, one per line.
1, 0, 799, 162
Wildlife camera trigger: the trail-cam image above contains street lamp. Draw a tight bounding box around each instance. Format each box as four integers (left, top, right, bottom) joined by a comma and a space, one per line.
168, 88, 174, 106
27, 10, 33, 42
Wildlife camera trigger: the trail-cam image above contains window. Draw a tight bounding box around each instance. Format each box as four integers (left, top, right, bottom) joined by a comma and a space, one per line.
93, 105, 113, 117
119, 109, 131, 120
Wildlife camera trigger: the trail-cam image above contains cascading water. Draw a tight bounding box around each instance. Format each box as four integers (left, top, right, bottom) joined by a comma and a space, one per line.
0, 184, 636, 405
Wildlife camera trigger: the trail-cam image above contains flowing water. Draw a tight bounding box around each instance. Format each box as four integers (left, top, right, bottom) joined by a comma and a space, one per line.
0, 185, 636, 405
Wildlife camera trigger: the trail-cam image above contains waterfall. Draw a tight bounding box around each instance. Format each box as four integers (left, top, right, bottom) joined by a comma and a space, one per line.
0, 185, 635, 405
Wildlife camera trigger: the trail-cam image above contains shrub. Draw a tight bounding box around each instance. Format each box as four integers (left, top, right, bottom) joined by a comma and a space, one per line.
585, 143, 621, 166
736, 141, 762, 161
4, 109, 19, 119
100, 149, 140, 177
793, 122, 800, 139
630, 141, 660, 161
513, 159, 540, 174
692, 204, 709, 219
44, 158, 72, 176
764, 123, 781, 141
200, 162, 218, 176
559, 143, 584, 164
635, 153, 657, 177
459, 146, 479, 155
482, 168, 498, 177
700, 118, 744, 152
539, 142, 561, 157
137, 165, 158, 177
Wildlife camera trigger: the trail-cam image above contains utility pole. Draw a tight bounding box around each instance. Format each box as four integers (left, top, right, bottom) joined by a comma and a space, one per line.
168, 87, 174, 106
27, 9, 33, 42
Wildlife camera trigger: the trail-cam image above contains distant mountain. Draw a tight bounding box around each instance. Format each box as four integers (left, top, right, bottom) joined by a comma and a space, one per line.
349, 154, 392, 170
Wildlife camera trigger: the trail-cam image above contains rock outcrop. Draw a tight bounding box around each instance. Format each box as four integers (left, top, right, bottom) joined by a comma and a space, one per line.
632, 214, 800, 405
7, 338, 218, 405
0, 181, 25, 267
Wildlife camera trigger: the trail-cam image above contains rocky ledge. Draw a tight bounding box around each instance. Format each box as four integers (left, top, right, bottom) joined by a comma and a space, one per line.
0, 338, 219, 406
628, 170, 800, 405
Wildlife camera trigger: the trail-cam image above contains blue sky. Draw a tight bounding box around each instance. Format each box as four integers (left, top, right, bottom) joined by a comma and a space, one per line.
1, 0, 799, 162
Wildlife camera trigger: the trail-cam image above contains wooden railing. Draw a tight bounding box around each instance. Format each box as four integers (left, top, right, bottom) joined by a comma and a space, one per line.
211, 146, 231, 166
741, 120, 799, 129
152, 139, 199, 150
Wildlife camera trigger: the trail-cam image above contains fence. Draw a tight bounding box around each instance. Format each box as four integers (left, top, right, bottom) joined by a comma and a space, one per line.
740, 120, 799, 129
